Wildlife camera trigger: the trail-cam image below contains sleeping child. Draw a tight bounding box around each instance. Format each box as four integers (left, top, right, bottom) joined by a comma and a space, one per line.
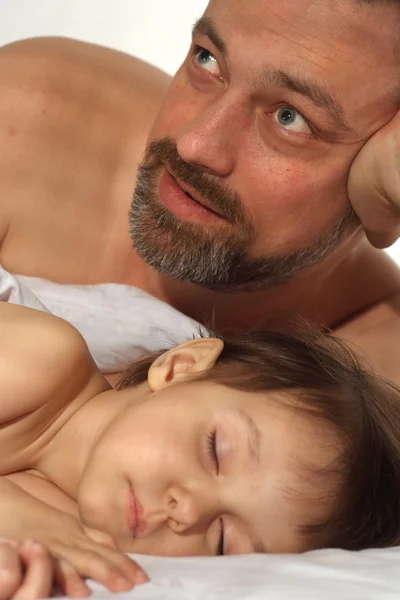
0, 302, 399, 599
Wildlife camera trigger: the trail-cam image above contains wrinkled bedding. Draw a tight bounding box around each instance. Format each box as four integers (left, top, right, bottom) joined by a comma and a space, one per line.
56, 549, 400, 599
13, 268, 203, 372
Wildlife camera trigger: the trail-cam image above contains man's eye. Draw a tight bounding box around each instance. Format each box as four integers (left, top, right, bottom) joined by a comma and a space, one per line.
193, 46, 221, 77
273, 106, 311, 135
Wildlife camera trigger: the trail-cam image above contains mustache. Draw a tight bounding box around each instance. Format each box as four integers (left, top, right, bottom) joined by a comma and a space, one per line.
141, 137, 251, 227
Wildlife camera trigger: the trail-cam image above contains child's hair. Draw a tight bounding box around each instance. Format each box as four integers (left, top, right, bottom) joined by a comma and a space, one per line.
116, 324, 400, 552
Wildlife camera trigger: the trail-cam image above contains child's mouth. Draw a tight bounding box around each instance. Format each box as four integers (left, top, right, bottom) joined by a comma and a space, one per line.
127, 483, 145, 538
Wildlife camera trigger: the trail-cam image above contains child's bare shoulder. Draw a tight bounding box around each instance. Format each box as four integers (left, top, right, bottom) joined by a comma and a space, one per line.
0, 303, 98, 423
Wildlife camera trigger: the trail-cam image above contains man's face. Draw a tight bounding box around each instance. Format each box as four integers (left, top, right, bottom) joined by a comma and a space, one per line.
130, 0, 400, 290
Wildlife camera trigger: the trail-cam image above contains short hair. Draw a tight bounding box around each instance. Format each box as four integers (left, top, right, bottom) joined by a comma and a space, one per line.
117, 324, 400, 552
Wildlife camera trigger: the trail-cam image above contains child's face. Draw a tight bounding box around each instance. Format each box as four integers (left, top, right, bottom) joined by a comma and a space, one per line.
78, 378, 340, 557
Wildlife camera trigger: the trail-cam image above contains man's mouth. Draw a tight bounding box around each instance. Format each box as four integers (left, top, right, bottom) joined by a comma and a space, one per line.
158, 168, 226, 224
173, 173, 225, 218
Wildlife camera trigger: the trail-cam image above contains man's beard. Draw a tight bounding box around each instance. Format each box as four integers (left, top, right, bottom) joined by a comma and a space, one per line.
129, 138, 355, 292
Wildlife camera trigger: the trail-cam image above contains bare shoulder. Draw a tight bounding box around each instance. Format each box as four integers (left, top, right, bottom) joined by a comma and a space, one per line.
0, 303, 99, 423
0, 36, 171, 123
0, 37, 171, 248
335, 291, 400, 385
0, 35, 170, 79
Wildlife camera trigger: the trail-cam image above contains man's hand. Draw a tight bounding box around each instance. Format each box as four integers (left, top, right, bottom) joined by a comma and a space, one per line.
348, 111, 400, 249
0, 479, 148, 596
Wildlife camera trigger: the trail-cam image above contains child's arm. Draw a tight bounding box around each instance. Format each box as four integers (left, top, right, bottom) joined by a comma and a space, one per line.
0, 467, 148, 595
0, 538, 56, 599
0, 303, 148, 593
0, 301, 105, 425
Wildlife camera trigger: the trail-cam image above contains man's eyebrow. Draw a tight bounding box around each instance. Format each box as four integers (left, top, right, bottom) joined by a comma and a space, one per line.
251, 68, 352, 132
192, 16, 228, 60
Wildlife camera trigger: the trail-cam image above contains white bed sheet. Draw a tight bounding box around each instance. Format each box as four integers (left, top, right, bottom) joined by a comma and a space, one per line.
53, 548, 400, 600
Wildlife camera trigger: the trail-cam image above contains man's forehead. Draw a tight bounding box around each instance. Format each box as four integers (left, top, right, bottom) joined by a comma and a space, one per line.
203, 0, 400, 127
206, 0, 400, 65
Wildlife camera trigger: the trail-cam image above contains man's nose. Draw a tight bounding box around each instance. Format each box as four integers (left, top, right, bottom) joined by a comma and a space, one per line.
176, 95, 246, 178
165, 484, 215, 533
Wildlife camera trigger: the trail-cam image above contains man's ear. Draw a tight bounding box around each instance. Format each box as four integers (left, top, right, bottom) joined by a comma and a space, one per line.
147, 338, 224, 392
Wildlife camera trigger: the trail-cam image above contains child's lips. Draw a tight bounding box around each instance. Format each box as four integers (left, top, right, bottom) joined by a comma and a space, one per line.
127, 484, 146, 538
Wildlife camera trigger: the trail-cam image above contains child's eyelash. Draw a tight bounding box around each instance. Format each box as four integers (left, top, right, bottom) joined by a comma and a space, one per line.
217, 518, 225, 556
207, 429, 219, 474
207, 429, 225, 556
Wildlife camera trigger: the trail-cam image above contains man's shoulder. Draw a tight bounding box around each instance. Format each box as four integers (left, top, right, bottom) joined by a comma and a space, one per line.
0, 38, 170, 265
0, 36, 171, 120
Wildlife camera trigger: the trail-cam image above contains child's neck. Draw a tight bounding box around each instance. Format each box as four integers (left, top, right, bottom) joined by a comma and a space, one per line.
33, 380, 148, 500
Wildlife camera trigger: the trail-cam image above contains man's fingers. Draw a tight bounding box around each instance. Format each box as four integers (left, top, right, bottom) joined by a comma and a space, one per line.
12, 541, 53, 600
348, 110, 400, 249
364, 227, 400, 250
0, 542, 22, 600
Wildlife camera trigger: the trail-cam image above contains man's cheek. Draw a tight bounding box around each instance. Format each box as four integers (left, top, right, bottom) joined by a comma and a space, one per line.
259, 158, 349, 210
243, 158, 318, 216
246, 162, 348, 251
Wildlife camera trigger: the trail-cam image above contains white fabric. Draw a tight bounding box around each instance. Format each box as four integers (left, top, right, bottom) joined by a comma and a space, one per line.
0, 266, 49, 313
10, 270, 204, 372
52, 548, 400, 599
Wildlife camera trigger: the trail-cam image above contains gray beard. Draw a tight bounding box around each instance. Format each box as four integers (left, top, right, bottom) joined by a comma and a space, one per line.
129, 142, 355, 292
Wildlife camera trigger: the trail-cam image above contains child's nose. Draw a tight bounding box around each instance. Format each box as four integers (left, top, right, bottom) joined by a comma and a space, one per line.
165, 484, 214, 533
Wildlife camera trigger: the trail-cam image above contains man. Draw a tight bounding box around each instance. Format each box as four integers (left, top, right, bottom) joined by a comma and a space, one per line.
0, 0, 400, 378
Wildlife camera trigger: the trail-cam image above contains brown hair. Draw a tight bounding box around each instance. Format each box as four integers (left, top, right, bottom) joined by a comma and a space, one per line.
117, 325, 400, 552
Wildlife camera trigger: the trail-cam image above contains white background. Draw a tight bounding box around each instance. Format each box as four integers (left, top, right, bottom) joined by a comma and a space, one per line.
0, 0, 399, 263
0, 0, 208, 75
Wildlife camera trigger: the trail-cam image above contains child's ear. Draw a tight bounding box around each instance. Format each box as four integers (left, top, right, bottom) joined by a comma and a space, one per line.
147, 338, 224, 391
